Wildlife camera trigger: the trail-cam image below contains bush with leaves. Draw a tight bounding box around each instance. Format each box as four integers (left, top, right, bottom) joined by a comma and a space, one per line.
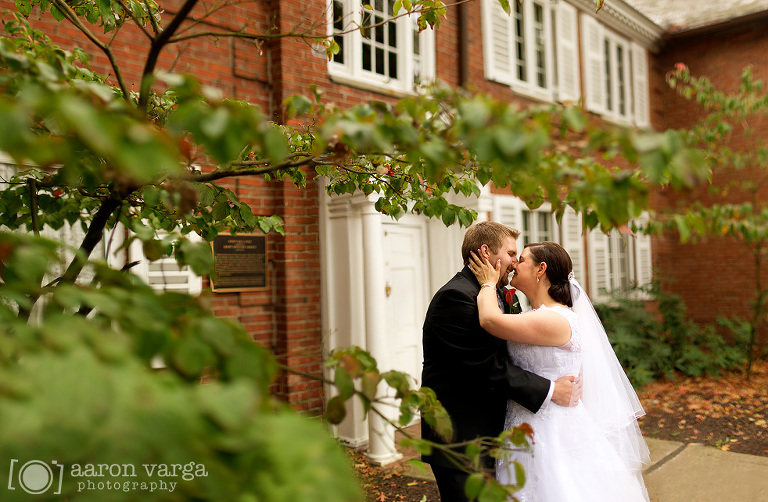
595, 283, 744, 386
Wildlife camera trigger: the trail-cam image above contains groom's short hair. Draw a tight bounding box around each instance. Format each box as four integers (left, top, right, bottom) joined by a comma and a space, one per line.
461, 221, 520, 265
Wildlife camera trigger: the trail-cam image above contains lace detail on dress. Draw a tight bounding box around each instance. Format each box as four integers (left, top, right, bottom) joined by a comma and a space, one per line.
502, 305, 583, 426
553, 306, 581, 352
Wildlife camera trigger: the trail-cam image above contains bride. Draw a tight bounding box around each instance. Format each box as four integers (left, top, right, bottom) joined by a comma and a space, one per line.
469, 241, 650, 502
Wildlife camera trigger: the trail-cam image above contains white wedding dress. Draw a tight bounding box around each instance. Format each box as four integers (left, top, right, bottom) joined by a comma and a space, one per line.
497, 305, 649, 502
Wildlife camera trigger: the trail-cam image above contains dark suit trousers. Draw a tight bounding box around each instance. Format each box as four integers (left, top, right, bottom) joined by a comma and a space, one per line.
430, 465, 470, 502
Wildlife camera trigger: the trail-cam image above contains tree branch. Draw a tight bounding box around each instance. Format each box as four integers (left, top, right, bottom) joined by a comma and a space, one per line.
48, 0, 132, 102
139, 0, 201, 110
169, 155, 332, 182
173, 0, 243, 37
59, 196, 123, 285
27, 179, 40, 237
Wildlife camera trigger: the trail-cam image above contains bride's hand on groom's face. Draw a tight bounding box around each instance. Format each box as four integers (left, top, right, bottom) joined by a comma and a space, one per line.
469, 250, 500, 285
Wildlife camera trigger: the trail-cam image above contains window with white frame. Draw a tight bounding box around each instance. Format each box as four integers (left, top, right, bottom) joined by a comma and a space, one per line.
521, 209, 554, 246
483, 0, 552, 100
582, 15, 650, 128
328, 0, 435, 93
588, 218, 652, 302
482, 0, 580, 103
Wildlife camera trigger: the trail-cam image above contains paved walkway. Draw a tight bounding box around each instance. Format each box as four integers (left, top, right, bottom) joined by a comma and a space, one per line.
395, 426, 768, 501
643, 438, 768, 502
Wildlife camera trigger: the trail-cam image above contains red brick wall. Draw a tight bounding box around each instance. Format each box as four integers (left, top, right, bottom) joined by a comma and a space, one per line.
650, 17, 768, 340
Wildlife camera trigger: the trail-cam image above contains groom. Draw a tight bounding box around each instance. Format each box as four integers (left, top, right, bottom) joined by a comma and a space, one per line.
421, 221, 577, 502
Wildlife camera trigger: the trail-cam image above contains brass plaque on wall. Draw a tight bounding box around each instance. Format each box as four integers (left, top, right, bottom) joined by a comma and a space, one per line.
211, 234, 267, 292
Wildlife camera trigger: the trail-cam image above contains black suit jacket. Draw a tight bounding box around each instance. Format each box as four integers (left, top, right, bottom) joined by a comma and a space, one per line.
420, 266, 550, 470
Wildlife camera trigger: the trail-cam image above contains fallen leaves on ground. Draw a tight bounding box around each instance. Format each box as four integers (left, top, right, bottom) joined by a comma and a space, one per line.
349, 447, 436, 502
637, 360, 768, 455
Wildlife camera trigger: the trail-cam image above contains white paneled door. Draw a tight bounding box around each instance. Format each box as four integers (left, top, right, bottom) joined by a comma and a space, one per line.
383, 222, 428, 388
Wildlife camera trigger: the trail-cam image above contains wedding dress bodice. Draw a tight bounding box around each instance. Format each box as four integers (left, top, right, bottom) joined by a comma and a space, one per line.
504, 305, 582, 429
506, 305, 582, 380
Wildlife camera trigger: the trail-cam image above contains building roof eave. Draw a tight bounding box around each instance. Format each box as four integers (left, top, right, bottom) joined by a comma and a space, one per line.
566, 0, 665, 52
663, 7, 768, 40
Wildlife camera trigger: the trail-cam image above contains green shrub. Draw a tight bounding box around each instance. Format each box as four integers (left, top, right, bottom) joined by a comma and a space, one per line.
594, 283, 745, 387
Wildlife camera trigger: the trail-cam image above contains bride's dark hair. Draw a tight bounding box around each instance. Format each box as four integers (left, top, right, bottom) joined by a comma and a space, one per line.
525, 241, 573, 307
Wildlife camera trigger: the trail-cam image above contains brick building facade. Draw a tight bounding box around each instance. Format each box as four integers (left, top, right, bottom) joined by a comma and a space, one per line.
645, 6, 768, 336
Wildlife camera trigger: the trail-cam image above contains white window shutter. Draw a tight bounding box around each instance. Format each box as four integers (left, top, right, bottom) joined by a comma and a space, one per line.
482, 0, 515, 85
588, 228, 611, 302
631, 42, 650, 128
581, 14, 604, 114
555, 2, 580, 103
634, 214, 653, 290
560, 207, 585, 284
129, 231, 203, 295
493, 195, 525, 233
417, 28, 437, 84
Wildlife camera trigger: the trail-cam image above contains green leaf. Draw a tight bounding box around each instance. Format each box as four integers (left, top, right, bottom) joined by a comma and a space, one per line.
458, 208, 475, 228
465, 441, 482, 466
239, 203, 258, 228
178, 239, 214, 276
224, 344, 278, 389
334, 367, 355, 401
673, 214, 691, 242
464, 472, 485, 499
171, 335, 216, 378
513, 460, 526, 489
211, 200, 230, 221
360, 370, 379, 403
284, 95, 312, 118
263, 125, 289, 164
142, 238, 165, 261
441, 207, 456, 226
196, 380, 257, 431
400, 439, 432, 456
198, 184, 216, 207
50, 5, 65, 22
595, 0, 605, 13
324, 395, 347, 424
563, 106, 586, 131
16, 0, 32, 16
